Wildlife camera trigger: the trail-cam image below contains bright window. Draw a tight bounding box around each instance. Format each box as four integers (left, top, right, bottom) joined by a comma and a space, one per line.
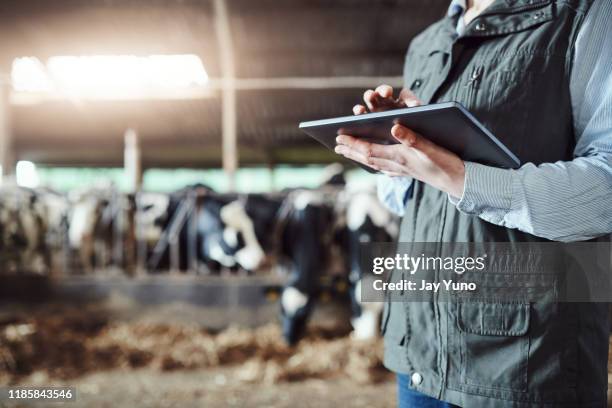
11, 54, 209, 99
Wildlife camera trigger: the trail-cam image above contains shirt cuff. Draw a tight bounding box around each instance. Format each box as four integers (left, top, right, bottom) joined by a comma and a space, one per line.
376, 174, 413, 217
448, 161, 514, 215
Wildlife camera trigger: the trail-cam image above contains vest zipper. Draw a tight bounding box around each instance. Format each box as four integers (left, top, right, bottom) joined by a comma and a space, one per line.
464, 66, 483, 108
466, 66, 483, 89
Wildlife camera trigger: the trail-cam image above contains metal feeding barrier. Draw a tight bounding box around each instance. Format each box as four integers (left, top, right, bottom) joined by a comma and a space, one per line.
145, 190, 200, 274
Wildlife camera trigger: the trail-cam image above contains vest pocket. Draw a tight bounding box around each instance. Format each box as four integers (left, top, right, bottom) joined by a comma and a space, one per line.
456, 301, 530, 392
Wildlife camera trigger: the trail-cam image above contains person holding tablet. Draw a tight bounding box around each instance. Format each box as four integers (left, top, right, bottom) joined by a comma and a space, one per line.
333, 0, 612, 407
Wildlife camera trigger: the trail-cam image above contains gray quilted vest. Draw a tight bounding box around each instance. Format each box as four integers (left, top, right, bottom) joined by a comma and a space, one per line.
382, 1, 609, 406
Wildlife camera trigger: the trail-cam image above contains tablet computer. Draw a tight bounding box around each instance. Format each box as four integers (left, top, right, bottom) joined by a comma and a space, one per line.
299, 101, 520, 172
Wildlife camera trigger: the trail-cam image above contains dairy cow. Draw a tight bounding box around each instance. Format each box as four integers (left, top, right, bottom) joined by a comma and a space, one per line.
67, 187, 124, 272
279, 183, 399, 344
0, 185, 68, 274
199, 193, 284, 273
341, 187, 398, 340
147, 185, 284, 273
278, 187, 340, 344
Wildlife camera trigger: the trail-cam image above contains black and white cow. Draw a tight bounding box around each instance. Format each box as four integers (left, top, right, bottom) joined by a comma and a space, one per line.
278, 187, 339, 344
341, 187, 398, 340
199, 193, 285, 273
146, 184, 211, 272
146, 184, 285, 274
132, 172, 397, 344
278, 180, 399, 344
67, 184, 139, 274
134, 192, 170, 245
0, 186, 46, 274
0, 185, 68, 274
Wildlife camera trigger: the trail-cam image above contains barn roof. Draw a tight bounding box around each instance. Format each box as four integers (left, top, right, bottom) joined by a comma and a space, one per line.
0, 0, 448, 168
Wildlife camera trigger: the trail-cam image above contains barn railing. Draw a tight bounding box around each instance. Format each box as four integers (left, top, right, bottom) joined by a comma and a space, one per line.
145, 190, 200, 274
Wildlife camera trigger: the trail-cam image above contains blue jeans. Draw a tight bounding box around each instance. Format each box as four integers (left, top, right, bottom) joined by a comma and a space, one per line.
397, 374, 461, 408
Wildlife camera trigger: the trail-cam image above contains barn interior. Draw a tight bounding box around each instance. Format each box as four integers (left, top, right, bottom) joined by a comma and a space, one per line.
1, 1, 610, 407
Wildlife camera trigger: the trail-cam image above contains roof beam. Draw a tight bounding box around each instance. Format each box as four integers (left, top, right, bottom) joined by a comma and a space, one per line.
211, 76, 404, 90
9, 76, 404, 105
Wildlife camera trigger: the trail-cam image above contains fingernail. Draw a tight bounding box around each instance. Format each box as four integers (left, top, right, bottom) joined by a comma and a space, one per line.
336, 136, 342, 143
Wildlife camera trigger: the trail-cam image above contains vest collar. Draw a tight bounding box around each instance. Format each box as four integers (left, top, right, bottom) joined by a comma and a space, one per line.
458, 0, 554, 38
447, 0, 551, 18
485, 0, 552, 14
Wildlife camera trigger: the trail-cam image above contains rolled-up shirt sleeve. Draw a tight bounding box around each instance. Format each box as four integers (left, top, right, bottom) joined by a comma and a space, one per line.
449, 0, 612, 242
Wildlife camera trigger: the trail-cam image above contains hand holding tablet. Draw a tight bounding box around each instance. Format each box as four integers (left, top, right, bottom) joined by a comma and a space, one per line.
300, 101, 520, 170
299, 85, 520, 198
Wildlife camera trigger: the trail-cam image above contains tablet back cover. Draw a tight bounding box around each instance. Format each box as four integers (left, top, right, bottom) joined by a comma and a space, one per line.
300, 102, 520, 170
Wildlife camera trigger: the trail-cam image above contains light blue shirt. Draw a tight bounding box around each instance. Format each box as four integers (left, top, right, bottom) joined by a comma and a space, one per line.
378, 0, 612, 242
